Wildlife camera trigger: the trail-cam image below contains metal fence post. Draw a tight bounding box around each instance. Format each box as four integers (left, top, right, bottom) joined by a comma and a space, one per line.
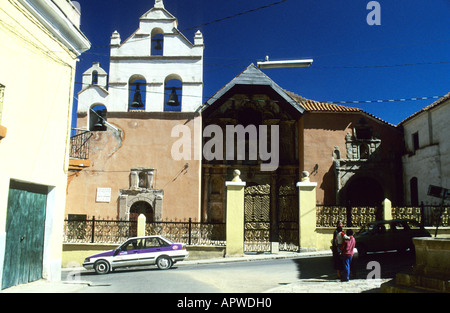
420, 202, 425, 226
188, 218, 192, 245
91, 216, 95, 243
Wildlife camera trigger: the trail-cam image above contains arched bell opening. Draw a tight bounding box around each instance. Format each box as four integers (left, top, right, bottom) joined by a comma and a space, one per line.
129, 75, 147, 111
92, 71, 98, 85
164, 75, 182, 112
89, 104, 107, 131
151, 28, 164, 56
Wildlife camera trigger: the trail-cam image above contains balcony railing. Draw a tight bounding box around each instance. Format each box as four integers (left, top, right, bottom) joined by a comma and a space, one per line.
70, 129, 92, 160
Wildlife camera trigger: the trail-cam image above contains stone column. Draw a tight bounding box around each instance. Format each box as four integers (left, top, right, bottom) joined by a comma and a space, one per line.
146, 169, 155, 189
130, 170, 139, 189
297, 171, 318, 251
225, 170, 246, 257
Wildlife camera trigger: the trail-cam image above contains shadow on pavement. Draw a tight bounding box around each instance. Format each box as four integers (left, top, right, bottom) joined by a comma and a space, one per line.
292, 250, 415, 281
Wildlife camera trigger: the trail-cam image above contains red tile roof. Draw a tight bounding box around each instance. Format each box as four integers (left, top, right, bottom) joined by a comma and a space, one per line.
285, 90, 396, 127
285, 91, 362, 112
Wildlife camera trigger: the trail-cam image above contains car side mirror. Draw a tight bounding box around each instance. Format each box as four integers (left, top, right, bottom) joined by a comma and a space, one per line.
113, 248, 121, 256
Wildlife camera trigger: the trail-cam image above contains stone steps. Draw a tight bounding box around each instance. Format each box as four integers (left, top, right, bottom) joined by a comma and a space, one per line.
381, 271, 450, 293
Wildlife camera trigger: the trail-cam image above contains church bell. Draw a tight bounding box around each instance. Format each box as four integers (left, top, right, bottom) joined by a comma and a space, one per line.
93, 116, 104, 128
131, 84, 144, 108
91, 108, 106, 130
153, 39, 162, 51
166, 87, 180, 106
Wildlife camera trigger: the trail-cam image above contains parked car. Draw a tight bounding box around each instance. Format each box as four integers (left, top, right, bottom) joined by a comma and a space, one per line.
354, 219, 431, 257
83, 235, 189, 274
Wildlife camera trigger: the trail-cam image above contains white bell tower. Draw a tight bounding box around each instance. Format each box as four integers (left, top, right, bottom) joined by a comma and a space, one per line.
77, 0, 204, 115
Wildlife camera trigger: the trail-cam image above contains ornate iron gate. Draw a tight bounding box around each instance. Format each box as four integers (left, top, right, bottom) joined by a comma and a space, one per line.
244, 184, 271, 253
278, 185, 299, 251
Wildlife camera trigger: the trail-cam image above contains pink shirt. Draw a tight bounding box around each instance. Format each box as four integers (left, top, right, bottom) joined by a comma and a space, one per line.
341, 236, 355, 256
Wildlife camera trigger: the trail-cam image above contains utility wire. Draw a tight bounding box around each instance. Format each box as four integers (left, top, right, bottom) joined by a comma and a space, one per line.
311, 61, 450, 69
86, 0, 289, 50
328, 96, 442, 105
180, 0, 289, 31
75, 81, 445, 106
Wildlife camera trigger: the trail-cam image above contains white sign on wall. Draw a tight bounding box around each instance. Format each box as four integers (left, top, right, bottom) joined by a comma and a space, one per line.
96, 188, 111, 203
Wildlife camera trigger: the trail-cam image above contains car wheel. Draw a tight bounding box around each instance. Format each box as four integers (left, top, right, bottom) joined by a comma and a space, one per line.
94, 260, 110, 274
156, 255, 173, 270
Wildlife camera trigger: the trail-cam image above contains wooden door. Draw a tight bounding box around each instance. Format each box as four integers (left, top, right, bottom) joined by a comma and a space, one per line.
2, 183, 47, 290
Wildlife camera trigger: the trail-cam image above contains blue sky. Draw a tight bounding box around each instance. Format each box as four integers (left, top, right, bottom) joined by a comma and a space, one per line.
74, 0, 450, 126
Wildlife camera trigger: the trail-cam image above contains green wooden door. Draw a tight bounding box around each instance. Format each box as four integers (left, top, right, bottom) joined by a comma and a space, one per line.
2, 183, 47, 290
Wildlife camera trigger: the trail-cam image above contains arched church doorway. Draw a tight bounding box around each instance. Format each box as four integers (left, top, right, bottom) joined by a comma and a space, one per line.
129, 201, 154, 222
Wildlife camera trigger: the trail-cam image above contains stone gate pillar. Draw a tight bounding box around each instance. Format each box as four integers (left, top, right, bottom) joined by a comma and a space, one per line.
382, 198, 392, 220
225, 170, 246, 257
297, 171, 318, 251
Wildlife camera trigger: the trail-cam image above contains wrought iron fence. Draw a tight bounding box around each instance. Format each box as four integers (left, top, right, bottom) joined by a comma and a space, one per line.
316, 205, 377, 228
317, 204, 450, 228
145, 219, 226, 246
392, 205, 449, 227
64, 217, 137, 244
63, 217, 226, 246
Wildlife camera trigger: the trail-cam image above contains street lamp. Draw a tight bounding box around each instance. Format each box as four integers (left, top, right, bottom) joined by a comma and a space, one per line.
257, 56, 313, 69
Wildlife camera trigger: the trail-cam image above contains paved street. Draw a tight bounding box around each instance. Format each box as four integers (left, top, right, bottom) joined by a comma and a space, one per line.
2, 250, 416, 294
58, 250, 414, 293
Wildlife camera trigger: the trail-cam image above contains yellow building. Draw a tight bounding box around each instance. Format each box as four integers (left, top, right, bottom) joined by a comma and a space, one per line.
0, 0, 90, 289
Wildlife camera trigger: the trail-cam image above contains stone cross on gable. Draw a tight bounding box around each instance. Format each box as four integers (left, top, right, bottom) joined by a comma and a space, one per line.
155, 0, 164, 9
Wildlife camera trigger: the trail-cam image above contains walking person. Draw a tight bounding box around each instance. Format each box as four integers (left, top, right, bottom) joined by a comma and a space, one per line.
340, 229, 356, 282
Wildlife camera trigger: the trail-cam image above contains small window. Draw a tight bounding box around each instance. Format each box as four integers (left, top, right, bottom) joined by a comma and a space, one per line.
410, 177, 418, 206
122, 239, 144, 251
144, 237, 169, 248
359, 143, 369, 159
356, 128, 371, 140
151, 29, 164, 56
412, 132, 419, 152
138, 172, 148, 188
92, 71, 98, 85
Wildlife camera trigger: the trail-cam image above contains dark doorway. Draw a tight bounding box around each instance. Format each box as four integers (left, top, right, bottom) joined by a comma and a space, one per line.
345, 176, 384, 207
129, 201, 154, 222
410, 177, 419, 206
